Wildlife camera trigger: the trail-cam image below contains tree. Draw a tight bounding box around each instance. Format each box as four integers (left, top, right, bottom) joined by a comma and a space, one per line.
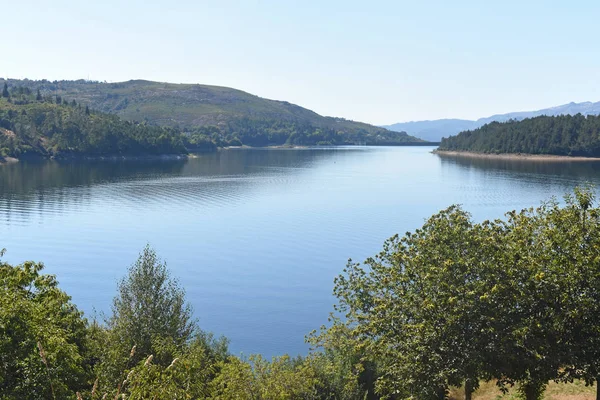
0, 250, 91, 399
210, 354, 322, 399
307, 316, 377, 399
96, 245, 195, 388
534, 188, 600, 400
329, 190, 600, 400
2, 83, 9, 98
106, 337, 216, 400
85, 105, 90, 115
36, 89, 43, 101
330, 207, 497, 398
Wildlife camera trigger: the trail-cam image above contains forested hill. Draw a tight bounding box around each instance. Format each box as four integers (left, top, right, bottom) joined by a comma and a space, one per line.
0, 79, 425, 148
384, 101, 600, 142
438, 114, 600, 157
0, 88, 189, 159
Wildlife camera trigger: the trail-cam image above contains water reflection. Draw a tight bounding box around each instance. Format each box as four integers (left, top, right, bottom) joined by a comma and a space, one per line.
0, 149, 358, 225
437, 153, 600, 178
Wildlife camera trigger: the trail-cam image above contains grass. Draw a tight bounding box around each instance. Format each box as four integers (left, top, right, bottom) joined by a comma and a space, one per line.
448, 380, 596, 400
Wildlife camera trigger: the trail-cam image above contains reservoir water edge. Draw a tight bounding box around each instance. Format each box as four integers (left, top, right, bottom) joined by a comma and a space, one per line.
2, 146, 600, 357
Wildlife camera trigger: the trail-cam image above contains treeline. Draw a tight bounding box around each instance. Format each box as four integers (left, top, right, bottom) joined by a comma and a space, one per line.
439, 114, 600, 156
0, 83, 188, 158
222, 117, 417, 147
4, 189, 600, 399
0, 80, 424, 159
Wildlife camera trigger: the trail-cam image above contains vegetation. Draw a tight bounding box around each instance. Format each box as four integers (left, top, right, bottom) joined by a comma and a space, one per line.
4, 188, 600, 399
0, 89, 187, 159
328, 186, 600, 400
438, 114, 600, 156
0, 79, 425, 155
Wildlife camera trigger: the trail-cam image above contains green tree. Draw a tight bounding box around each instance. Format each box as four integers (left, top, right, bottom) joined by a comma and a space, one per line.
531, 188, 600, 400
103, 336, 217, 400
210, 354, 323, 400
331, 207, 501, 399
0, 249, 91, 399
307, 317, 376, 399
2, 83, 9, 98
329, 192, 600, 400
96, 245, 195, 388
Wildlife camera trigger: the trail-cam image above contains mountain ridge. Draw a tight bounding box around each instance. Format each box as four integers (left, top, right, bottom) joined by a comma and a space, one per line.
384, 101, 600, 142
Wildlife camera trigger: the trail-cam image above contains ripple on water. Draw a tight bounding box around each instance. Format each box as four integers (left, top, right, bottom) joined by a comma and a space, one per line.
3, 147, 600, 357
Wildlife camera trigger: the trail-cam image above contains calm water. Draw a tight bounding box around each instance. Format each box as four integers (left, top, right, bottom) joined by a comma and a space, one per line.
2, 146, 600, 357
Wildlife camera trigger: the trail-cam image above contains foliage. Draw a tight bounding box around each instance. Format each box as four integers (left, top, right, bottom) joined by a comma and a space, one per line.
6, 188, 600, 399
439, 114, 600, 156
0, 94, 186, 159
0, 251, 91, 399
329, 187, 600, 400
211, 354, 343, 400
95, 245, 196, 389
0, 78, 425, 151
308, 317, 377, 399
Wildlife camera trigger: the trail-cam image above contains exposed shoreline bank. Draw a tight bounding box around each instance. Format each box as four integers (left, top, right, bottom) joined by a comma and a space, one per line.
0, 156, 19, 164
433, 150, 600, 162
0, 153, 190, 165
0, 144, 439, 164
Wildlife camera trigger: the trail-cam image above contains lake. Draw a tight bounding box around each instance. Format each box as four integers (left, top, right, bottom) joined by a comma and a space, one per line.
2, 146, 600, 357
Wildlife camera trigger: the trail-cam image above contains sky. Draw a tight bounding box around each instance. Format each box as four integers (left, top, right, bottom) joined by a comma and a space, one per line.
2, 0, 600, 125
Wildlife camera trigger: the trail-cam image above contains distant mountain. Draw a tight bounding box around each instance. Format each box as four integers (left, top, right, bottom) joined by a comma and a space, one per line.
0, 79, 425, 146
383, 101, 600, 142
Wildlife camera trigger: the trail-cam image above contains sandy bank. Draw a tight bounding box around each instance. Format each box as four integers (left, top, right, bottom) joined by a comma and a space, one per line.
433, 150, 600, 162
0, 156, 18, 164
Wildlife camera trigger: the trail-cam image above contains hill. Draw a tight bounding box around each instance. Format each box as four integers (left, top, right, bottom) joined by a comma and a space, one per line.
0, 79, 425, 147
438, 114, 600, 157
384, 101, 600, 142
0, 87, 191, 160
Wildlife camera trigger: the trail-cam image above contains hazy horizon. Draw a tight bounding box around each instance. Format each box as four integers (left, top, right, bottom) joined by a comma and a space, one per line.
3, 0, 599, 125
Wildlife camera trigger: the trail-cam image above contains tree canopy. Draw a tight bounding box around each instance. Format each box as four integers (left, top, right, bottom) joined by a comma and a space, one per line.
439, 114, 600, 157
0, 250, 92, 398
329, 187, 600, 400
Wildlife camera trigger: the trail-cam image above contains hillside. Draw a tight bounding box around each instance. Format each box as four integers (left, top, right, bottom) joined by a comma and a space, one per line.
0, 87, 192, 160
0, 79, 425, 147
384, 101, 600, 142
438, 114, 600, 157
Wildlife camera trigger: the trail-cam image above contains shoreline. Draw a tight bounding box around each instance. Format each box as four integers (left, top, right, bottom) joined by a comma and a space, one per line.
433, 150, 600, 162
0, 153, 190, 165
1, 144, 439, 164
0, 156, 19, 164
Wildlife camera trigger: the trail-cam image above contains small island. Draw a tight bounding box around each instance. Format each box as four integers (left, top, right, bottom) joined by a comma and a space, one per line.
436, 114, 600, 159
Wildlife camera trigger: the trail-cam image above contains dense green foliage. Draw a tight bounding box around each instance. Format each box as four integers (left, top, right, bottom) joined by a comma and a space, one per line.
0, 93, 186, 159
439, 114, 600, 156
1, 79, 425, 151
0, 252, 92, 398
0, 246, 369, 400
5, 188, 600, 399
330, 187, 600, 400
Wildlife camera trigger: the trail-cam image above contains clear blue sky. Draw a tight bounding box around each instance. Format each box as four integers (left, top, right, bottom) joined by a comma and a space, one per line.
3, 0, 600, 125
